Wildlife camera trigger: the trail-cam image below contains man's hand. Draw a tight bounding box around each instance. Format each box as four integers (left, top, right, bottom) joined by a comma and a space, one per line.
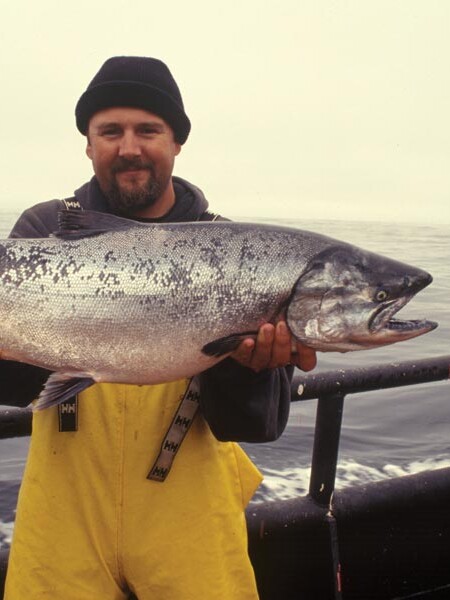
230, 321, 317, 372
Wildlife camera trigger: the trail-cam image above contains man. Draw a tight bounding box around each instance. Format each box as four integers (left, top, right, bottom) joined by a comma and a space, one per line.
4, 57, 316, 599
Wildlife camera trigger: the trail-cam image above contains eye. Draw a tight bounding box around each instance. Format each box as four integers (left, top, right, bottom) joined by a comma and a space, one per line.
138, 124, 163, 136
99, 127, 121, 138
375, 289, 389, 302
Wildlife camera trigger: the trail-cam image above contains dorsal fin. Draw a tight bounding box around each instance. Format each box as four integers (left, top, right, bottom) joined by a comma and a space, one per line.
54, 209, 144, 239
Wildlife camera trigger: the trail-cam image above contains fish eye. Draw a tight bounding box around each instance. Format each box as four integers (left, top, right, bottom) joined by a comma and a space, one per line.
375, 289, 389, 302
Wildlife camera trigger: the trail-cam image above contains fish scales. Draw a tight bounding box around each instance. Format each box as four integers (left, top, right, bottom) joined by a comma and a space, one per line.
0, 223, 325, 382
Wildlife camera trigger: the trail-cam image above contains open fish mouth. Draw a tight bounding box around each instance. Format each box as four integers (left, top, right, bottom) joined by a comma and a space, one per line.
369, 297, 437, 337
384, 318, 437, 332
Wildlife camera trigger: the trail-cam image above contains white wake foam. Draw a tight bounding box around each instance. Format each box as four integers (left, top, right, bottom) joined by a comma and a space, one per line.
253, 455, 450, 503
0, 520, 14, 549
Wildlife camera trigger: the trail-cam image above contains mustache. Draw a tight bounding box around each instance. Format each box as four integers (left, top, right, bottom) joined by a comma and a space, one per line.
111, 158, 155, 174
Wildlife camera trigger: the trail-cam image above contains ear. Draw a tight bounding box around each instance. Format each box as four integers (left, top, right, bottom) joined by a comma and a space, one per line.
86, 140, 93, 160
174, 142, 182, 157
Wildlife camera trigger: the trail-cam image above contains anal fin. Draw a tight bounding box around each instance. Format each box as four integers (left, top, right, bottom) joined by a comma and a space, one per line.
32, 372, 95, 411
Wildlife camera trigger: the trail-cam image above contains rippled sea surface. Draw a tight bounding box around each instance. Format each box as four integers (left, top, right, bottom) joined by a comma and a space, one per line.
1, 213, 449, 547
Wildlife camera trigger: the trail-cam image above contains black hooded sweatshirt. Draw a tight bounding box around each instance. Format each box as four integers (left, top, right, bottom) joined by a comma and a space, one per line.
1, 176, 292, 442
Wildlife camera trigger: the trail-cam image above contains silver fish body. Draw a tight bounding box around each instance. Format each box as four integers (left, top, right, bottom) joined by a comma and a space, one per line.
0, 210, 437, 408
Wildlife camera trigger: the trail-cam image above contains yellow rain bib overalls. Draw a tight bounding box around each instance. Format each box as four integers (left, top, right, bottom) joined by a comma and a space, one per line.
5, 379, 262, 599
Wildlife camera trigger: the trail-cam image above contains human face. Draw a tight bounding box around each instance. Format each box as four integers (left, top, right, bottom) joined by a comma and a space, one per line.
86, 107, 182, 218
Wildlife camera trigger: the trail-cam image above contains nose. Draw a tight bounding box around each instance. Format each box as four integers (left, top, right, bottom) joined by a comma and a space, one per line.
118, 132, 142, 158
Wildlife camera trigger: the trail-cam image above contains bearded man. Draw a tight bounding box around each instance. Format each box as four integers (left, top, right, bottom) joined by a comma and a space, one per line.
3, 56, 315, 600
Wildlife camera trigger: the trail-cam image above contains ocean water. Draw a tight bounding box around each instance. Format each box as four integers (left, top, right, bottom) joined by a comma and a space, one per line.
0, 212, 449, 548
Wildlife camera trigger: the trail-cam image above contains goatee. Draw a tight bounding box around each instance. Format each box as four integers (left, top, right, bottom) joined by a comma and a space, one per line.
106, 158, 162, 216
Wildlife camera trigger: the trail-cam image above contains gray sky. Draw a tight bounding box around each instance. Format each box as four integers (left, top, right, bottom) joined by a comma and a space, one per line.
1, 0, 449, 223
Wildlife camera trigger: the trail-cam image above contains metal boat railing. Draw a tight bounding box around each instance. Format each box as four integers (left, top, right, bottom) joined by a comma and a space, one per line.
1, 354, 449, 599
292, 355, 450, 507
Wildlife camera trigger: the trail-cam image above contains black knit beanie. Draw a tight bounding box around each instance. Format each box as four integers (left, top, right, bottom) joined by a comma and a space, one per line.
75, 56, 191, 144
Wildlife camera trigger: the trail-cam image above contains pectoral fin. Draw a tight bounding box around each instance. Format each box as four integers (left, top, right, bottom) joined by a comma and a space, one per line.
32, 372, 95, 411
202, 331, 257, 357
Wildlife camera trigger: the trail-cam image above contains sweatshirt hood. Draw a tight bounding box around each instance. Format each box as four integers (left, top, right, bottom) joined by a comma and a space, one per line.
74, 175, 209, 222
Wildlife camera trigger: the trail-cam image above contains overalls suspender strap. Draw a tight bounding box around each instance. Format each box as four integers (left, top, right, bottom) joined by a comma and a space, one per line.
147, 377, 200, 482
58, 198, 82, 432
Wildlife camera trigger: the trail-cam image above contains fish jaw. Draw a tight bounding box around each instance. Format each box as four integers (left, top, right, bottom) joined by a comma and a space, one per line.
289, 295, 438, 353
290, 307, 435, 353
286, 245, 438, 352
361, 294, 438, 348
322, 297, 438, 352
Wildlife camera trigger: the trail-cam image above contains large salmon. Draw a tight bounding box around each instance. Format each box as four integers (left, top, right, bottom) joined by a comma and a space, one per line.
0, 210, 437, 409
